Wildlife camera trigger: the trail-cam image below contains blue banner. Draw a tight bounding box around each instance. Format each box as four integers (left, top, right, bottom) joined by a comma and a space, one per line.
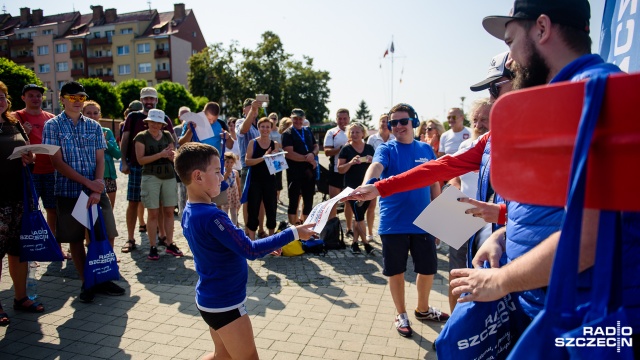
599, 0, 640, 73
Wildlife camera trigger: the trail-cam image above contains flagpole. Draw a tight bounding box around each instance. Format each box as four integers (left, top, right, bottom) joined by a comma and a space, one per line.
391, 35, 394, 108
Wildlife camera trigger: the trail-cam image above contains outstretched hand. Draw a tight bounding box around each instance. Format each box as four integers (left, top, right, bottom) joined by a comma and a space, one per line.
295, 223, 317, 240
458, 197, 500, 223
343, 184, 379, 202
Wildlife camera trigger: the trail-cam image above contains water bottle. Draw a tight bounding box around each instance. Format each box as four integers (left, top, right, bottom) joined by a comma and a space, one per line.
27, 262, 38, 300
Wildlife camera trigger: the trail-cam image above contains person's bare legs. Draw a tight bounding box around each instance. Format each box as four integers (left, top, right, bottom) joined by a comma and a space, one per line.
7, 255, 28, 300
345, 204, 353, 233
137, 202, 146, 230
215, 315, 259, 360
146, 208, 159, 248
202, 326, 231, 360
257, 202, 265, 235
366, 198, 377, 237
126, 201, 139, 241
328, 185, 341, 219
162, 206, 175, 245
416, 273, 434, 313
107, 191, 116, 208
157, 205, 167, 240
389, 273, 406, 315
69, 242, 87, 282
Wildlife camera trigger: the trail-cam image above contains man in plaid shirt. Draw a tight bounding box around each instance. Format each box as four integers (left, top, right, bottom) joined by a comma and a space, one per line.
43, 82, 124, 302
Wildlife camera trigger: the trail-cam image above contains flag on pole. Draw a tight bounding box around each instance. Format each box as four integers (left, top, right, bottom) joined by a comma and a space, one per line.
383, 49, 389, 58
390, 41, 395, 53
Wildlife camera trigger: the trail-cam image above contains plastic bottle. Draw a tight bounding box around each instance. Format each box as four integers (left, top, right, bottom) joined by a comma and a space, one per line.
27, 262, 38, 300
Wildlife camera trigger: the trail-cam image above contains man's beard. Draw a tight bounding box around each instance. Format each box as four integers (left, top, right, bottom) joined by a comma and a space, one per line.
512, 41, 550, 90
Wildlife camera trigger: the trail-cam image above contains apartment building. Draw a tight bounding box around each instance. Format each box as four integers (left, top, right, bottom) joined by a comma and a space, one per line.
0, 3, 206, 113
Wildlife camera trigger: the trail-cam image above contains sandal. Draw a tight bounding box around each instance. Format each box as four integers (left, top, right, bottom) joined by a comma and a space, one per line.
0, 308, 9, 326
13, 297, 44, 313
138, 224, 147, 233
121, 239, 137, 253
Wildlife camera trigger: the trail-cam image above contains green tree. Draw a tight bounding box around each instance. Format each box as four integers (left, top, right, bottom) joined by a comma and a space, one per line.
0, 58, 43, 111
156, 82, 197, 120
193, 96, 209, 112
77, 78, 123, 119
283, 57, 331, 123
115, 79, 166, 113
354, 100, 372, 127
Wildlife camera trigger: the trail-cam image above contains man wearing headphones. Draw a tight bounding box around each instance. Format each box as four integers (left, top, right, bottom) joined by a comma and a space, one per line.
362, 103, 447, 338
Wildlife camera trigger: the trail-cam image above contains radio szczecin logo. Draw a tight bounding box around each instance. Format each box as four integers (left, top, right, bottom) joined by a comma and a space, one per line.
555, 321, 633, 352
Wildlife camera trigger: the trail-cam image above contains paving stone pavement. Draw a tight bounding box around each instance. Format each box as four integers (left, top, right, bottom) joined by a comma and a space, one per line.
1, 159, 452, 359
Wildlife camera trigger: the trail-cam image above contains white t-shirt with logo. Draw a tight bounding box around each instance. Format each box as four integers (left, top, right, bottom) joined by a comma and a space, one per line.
438, 127, 472, 155
323, 126, 348, 172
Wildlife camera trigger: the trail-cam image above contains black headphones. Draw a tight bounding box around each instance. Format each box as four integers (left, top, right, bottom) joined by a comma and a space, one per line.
387, 103, 420, 130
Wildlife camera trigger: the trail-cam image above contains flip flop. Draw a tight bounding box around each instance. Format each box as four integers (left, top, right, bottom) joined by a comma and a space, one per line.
121, 239, 137, 253
13, 297, 44, 313
138, 224, 147, 233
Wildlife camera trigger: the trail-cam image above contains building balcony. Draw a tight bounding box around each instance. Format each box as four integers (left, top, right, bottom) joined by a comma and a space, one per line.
0, 50, 9, 57
87, 56, 113, 65
155, 70, 171, 80
71, 68, 85, 77
154, 49, 170, 58
88, 37, 111, 46
12, 55, 34, 64
10, 38, 33, 46
70, 49, 85, 58
90, 73, 114, 82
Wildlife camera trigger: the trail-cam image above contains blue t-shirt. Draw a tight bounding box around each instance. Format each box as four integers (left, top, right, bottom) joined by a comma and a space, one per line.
374, 140, 436, 235
181, 202, 295, 311
183, 121, 223, 154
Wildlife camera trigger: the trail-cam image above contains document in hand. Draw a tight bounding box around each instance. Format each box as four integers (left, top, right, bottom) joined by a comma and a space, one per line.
8, 144, 60, 160
413, 186, 486, 250
264, 151, 288, 174
304, 187, 354, 233
71, 192, 99, 229
180, 112, 214, 141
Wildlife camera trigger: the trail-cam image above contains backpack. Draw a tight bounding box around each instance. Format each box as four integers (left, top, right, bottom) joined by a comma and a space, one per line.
301, 238, 326, 256
320, 217, 345, 250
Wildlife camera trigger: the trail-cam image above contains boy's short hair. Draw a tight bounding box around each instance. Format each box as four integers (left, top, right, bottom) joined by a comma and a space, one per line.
203, 102, 220, 116
175, 143, 220, 185
224, 152, 237, 162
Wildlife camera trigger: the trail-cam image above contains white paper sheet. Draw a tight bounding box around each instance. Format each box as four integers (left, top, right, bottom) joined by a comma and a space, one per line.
263, 151, 288, 174
72, 192, 98, 229
180, 111, 214, 141
413, 186, 487, 250
8, 144, 60, 160
304, 187, 354, 233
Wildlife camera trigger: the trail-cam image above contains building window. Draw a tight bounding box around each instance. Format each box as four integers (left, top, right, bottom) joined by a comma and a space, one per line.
94, 32, 101, 38
56, 62, 69, 72
139, 63, 152, 73
137, 43, 150, 54
37, 45, 49, 55
42, 29, 53, 35
120, 28, 133, 35
55, 43, 68, 53
39, 64, 50, 73
117, 45, 130, 56
118, 64, 131, 75
147, 80, 153, 87
58, 81, 66, 90
28, 31, 37, 38
192, 31, 196, 37
94, 50, 103, 57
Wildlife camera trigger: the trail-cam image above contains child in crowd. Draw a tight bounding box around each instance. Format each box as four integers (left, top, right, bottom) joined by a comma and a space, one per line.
174, 142, 315, 359
221, 152, 240, 226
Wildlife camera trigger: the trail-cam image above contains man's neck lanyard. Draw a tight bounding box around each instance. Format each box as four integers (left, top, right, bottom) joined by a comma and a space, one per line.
293, 127, 309, 153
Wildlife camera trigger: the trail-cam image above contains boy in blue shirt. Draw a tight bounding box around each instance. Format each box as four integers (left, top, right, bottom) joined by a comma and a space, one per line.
174, 142, 315, 359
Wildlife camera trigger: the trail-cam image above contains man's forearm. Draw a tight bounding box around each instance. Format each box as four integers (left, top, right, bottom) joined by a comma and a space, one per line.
94, 150, 105, 182
362, 163, 384, 185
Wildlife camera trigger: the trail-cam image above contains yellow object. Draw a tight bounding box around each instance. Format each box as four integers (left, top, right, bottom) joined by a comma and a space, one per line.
281, 240, 304, 257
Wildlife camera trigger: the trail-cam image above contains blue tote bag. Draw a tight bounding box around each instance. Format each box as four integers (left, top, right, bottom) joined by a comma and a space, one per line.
435, 267, 531, 360
19, 167, 64, 262
83, 206, 120, 289
507, 75, 633, 359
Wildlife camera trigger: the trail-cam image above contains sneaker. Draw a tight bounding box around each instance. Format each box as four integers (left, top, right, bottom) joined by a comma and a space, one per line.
95, 281, 125, 296
363, 243, 375, 255
148, 246, 160, 261
350, 242, 361, 254
415, 306, 450, 322
79, 285, 95, 303
394, 313, 413, 337
157, 236, 168, 247
346, 230, 354, 238
366, 235, 374, 242
165, 243, 184, 257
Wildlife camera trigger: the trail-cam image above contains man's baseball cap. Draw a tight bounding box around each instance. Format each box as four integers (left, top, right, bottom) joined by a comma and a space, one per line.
483, 0, 590, 40
140, 87, 158, 98
128, 100, 144, 111
291, 108, 305, 118
22, 84, 45, 95
60, 81, 88, 97
470, 52, 513, 91
144, 109, 166, 124
243, 98, 255, 108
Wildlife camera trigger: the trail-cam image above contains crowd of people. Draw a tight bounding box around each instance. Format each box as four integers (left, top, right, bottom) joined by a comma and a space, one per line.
0, 0, 637, 358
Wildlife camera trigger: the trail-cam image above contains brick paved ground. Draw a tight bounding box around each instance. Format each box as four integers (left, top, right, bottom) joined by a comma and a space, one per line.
1, 158, 451, 359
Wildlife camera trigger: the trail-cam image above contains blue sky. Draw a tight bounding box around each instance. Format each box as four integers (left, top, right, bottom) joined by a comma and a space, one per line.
11, 0, 606, 121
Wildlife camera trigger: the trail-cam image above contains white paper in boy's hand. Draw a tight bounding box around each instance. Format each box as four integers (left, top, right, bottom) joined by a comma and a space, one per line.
413, 185, 487, 250
8, 144, 60, 160
180, 111, 214, 141
72, 192, 98, 229
304, 187, 353, 233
